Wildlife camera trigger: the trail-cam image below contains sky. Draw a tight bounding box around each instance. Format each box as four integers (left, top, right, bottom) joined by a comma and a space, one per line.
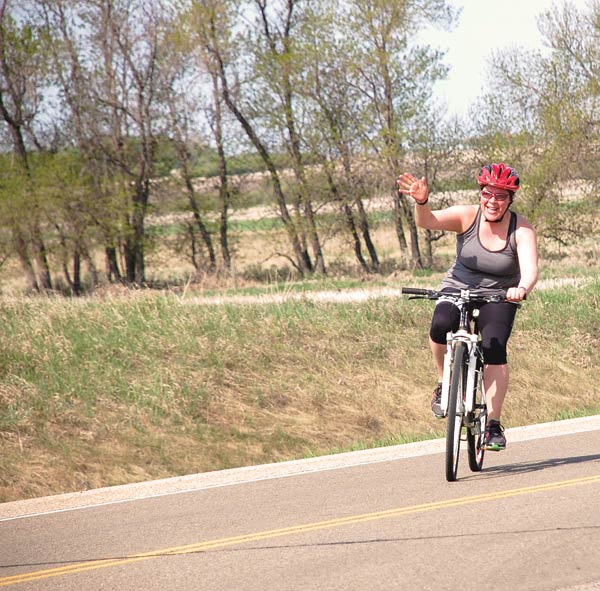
421, 0, 589, 118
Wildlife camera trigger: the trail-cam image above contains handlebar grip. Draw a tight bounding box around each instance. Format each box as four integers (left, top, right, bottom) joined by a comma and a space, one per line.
401, 287, 432, 296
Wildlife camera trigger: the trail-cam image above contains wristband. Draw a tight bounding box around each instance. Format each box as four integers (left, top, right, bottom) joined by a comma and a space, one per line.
415, 196, 429, 205
518, 286, 528, 293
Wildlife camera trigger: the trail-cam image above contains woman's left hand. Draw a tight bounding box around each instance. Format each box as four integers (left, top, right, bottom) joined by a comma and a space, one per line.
506, 286, 527, 302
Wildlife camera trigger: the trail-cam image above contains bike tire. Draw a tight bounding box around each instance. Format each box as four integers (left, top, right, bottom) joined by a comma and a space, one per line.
467, 353, 486, 472
446, 342, 467, 482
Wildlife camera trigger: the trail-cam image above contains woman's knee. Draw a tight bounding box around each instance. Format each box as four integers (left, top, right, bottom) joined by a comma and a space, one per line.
481, 341, 508, 365
429, 302, 458, 344
478, 303, 516, 365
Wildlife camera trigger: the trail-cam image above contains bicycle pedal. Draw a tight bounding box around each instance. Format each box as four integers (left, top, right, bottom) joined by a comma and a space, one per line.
482, 443, 505, 452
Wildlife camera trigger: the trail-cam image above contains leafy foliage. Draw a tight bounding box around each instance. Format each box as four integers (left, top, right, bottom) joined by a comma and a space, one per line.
0, 0, 598, 293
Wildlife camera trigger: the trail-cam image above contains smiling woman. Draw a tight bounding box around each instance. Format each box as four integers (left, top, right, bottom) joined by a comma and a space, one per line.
396, 163, 539, 451
480, 187, 512, 223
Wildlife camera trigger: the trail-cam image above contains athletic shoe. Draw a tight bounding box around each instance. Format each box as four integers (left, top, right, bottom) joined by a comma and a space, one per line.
483, 419, 506, 451
431, 383, 445, 418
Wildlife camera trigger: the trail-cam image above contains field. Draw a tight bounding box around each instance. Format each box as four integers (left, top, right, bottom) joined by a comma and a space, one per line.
0, 202, 599, 503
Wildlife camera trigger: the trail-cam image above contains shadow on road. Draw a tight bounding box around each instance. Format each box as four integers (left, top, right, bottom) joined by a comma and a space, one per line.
463, 452, 600, 480
4, 523, 600, 569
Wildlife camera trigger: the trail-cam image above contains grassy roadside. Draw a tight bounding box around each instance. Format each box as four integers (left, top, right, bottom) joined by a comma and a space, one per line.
1, 277, 599, 503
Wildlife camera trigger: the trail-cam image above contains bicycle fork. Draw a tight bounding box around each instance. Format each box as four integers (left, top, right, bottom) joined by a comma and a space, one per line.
464, 336, 479, 413
440, 330, 480, 417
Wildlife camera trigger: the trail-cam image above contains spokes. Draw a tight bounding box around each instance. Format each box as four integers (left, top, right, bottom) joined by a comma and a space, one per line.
446, 342, 467, 482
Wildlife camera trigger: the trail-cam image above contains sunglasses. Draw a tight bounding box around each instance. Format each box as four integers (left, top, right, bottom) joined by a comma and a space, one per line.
480, 189, 510, 202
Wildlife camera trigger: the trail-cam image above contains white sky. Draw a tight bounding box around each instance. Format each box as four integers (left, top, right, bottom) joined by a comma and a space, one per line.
422, 0, 590, 118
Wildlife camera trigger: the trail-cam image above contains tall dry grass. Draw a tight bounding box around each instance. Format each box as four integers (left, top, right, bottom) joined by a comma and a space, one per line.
0, 275, 599, 502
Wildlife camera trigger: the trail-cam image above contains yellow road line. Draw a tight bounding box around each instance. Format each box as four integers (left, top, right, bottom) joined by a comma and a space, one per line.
2, 474, 599, 587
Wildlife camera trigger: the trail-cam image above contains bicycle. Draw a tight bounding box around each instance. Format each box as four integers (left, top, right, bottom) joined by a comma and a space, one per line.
402, 287, 522, 482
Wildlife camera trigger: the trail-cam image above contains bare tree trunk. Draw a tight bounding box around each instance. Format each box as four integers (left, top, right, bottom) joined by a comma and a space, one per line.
31, 226, 53, 289
312, 62, 380, 273
302, 194, 325, 273
98, 0, 161, 286
60, 247, 82, 296
219, 197, 231, 270
258, 0, 325, 274
105, 246, 122, 282
392, 191, 410, 267
56, 224, 73, 292
81, 244, 99, 287
0, 22, 53, 291
380, 40, 423, 269
43, 0, 123, 288
354, 196, 379, 271
123, 182, 149, 284
324, 167, 368, 272
215, 57, 312, 274
72, 250, 81, 296
184, 174, 216, 270
287, 119, 325, 274
210, 71, 231, 270
341, 151, 379, 271
13, 228, 39, 292
425, 229, 434, 269
399, 192, 423, 269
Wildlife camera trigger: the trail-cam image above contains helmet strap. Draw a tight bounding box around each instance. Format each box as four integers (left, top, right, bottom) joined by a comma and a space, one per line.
484, 214, 506, 224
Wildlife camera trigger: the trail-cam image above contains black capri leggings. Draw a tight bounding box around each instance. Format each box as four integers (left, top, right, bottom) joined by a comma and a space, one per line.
429, 299, 518, 365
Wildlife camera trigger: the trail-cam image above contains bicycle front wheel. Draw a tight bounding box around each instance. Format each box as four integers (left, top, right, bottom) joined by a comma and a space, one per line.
467, 355, 486, 472
446, 342, 467, 482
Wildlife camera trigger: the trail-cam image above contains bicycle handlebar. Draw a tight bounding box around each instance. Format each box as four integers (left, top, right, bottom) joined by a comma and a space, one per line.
401, 287, 525, 303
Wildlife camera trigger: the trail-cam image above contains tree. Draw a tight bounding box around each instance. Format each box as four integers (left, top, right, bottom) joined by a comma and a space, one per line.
41, 0, 172, 285
295, 0, 379, 272
40, 0, 127, 285
340, 0, 457, 269
249, 0, 325, 274
0, 0, 53, 290
406, 107, 465, 267
159, 35, 218, 273
174, 0, 243, 273
473, 1, 600, 244
36, 150, 101, 294
187, 0, 316, 276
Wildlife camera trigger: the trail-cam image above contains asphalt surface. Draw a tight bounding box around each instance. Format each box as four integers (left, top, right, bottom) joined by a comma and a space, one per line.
1, 415, 599, 590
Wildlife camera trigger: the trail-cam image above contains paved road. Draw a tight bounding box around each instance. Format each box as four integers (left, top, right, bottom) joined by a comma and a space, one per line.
1, 416, 599, 590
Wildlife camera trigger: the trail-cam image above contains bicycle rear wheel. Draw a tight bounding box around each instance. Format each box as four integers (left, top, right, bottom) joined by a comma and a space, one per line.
446, 342, 467, 482
467, 354, 486, 472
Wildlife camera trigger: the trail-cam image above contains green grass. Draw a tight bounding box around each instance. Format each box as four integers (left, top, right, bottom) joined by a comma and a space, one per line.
1, 180, 598, 500
148, 210, 393, 235
147, 217, 287, 237
553, 406, 600, 421
521, 279, 600, 334
186, 277, 390, 299
302, 429, 446, 459
1, 277, 599, 502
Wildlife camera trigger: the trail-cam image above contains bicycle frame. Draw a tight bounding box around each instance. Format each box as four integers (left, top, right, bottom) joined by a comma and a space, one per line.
439, 290, 484, 419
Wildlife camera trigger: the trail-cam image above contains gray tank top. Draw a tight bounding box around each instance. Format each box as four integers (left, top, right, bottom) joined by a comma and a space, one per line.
440, 208, 520, 293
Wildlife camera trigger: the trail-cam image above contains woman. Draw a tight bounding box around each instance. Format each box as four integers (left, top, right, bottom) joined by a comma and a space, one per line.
397, 163, 538, 450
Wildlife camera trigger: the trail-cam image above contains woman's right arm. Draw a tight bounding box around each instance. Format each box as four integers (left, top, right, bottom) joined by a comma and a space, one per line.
396, 173, 474, 233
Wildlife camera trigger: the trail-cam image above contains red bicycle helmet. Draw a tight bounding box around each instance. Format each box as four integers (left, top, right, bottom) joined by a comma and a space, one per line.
477, 163, 520, 192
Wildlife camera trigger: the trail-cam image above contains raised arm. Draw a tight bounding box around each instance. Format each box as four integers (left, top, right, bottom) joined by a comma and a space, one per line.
396, 172, 474, 234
